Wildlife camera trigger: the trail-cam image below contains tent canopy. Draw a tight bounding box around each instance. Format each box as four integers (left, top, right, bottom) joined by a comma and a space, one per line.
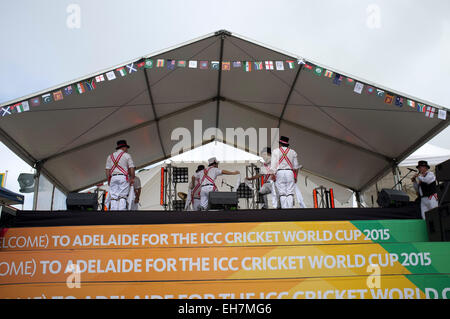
400, 143, 450, 167
1, 30, 448, 193
0, 186, 25, 206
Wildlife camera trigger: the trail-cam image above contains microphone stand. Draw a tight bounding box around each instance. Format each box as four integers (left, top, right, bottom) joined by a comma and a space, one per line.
221, 180, 234, 192
392, 170, 415, 190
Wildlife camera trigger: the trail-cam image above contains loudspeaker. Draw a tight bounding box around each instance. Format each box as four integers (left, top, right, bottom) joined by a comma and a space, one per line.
208, 192, 238, 210
377, 189, 410, 208
425, 204, 450, 241
17, 173, 35, 193
437, 182, 450, 205
436, 159, 450, 182
66, 192, 98, 211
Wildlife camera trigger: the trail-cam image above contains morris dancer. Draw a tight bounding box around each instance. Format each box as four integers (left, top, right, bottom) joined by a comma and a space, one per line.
411, 160, 438, 219
105, 140, 135, 210
185, 165, 205, 211
199, 157, 239, 210
270, 136, 302, 209
245, 147, 278, 209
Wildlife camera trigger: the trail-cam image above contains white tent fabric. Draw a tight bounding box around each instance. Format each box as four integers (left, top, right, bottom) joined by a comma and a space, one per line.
399, 143, 450, 167
1, 30, 448, 195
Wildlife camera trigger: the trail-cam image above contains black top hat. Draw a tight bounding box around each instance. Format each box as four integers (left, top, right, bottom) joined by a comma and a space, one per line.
279, 136, 289, 145
416, 160, 430, 169
196, 165, 205, 173
116, 140, 130, 150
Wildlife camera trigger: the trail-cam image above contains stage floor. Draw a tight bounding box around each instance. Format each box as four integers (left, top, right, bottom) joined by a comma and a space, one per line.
1, 205, 421, 228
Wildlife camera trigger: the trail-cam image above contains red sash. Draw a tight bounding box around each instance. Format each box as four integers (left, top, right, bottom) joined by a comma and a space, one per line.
192, 178, 202, 198
278, 147, 297, 179
200, 167, 217, 191
109, 151, 129, 182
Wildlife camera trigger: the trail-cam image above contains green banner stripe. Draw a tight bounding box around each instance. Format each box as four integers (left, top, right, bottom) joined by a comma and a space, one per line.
350, 219, 428, 243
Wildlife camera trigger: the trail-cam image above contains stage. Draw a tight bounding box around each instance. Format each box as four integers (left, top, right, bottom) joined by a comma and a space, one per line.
0, 205, 421, 228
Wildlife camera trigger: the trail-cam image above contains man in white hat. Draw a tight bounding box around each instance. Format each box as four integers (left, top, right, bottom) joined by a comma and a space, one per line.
105, 140, 135, 210
411, 160, 439, 219
270, 136, 301, 209
199, 157, 240, 210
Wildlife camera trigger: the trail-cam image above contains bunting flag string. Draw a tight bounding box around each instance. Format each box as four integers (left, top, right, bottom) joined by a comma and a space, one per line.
1, 58, 447, 121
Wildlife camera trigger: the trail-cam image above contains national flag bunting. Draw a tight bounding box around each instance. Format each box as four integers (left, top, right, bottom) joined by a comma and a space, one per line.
126, 63, 137, 73
177, 60, 186, 68
30, 97, 40, 107
53, 90, 64, 101
189, 60, 198, 68
425, 106, 435, 118
324, 70, 333, 78
384, 94, 394, 104
167, 60, 176, 70
245, 61, 252, 72
1, 106, 11, 117
76, 82, 86, 94
275, 61, 284, 71
42, 93, 52, 103
438, 109, 447, 120
156, 59, 165, 67
265, 61, 274, 70
95, 74, 105, 82
346, 77, 354, 85
84, 79, 96, 91
407, 100, 415, 108
376, 89, 385, 97
232, 61, 241, 68
144, 59, 153, 68
417, 103, 426, 112
254, 62, 263, 70
314, 67, 323, 76
199, 61, 208, 69
106, 71, 116, 81
63, 85, 73, 96
303, 63, 313, 71
137, 61, 145, 68
211, 61, 220, 70
286, 60, 295, 69
116, 67, 127, 76
333, 73, 343, 85
366, 86, 375, 94
395, 96, 403, 107
16, 101, 29, 113
222, 62, 230, 71
354, 82, 364, 94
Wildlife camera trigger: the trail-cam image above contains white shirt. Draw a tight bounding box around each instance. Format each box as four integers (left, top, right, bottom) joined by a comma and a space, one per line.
260, 160, 274, 181
413, 171, 436, 196
270, 147, 300, 173
198, 167, 222, 186
105, 150, 135, 175
133, 176, 141, 189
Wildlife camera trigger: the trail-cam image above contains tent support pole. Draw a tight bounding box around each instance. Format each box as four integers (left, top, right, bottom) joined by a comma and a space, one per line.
277, 62, 304, 128
32, 163, 41, 211
143, 69, 167, 158
215, 32, 226, 131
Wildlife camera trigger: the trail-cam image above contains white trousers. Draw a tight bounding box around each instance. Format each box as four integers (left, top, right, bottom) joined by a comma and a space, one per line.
275, 170, 295, 208
192, 198, 202, 211
420, 195, 439, 219
109, 175, 130, 211
200, 185, 215, 210
259, 182, 276, 208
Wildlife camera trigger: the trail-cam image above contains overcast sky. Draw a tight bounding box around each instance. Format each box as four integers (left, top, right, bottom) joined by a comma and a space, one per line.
1, 0, 449, 208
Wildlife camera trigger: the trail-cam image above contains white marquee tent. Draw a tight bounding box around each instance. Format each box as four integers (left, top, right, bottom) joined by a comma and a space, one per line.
0, 30, 448, 209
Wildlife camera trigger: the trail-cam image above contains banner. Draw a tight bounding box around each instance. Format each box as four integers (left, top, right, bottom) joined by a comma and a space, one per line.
0, 242, 449, 284
0, 275, 448, 299
0, 220, 428, 250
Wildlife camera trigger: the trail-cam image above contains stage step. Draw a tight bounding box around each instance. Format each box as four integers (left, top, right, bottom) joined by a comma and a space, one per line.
0, 219, 449, 299
0, 219, 428, 250
1, 274, 449, 299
